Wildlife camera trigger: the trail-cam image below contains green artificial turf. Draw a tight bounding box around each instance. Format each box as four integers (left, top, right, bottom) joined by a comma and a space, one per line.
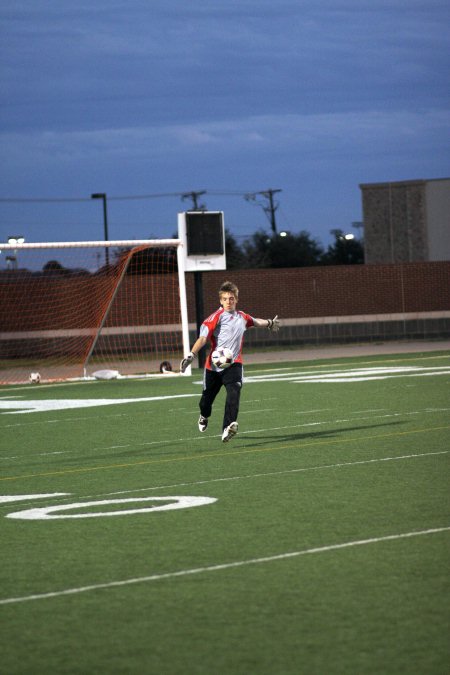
1, 350, 449, 674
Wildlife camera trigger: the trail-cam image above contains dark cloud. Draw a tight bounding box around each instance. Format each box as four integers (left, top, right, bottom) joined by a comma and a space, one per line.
0, 1, 449, 244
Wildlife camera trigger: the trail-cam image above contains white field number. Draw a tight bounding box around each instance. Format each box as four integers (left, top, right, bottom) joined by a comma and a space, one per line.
1, 494, 217, 520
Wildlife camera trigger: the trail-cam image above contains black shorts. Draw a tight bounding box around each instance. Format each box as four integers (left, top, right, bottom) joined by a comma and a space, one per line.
203, 362, 243, 389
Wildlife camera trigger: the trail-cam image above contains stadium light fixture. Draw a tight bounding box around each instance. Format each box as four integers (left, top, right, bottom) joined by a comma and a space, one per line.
7, 235, 25, 245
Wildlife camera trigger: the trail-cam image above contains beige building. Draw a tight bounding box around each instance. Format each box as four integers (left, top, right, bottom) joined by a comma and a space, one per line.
360, 178, 450, 263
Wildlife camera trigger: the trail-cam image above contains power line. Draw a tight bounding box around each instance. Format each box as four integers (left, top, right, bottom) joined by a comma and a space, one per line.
0, 192, 184, 204
0, 189, 261, 204
0, 197, 91, 203
0, 189, 285, 238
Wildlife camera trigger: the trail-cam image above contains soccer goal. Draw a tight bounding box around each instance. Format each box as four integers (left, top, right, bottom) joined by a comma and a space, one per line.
0, 240, 190, 384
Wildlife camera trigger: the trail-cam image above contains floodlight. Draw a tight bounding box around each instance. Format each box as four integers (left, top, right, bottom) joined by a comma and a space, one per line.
7, 236, 25, 245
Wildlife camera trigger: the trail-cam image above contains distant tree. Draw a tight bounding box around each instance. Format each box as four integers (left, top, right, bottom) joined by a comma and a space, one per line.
269, 231, 324, 268
225, 230, 247, 269
241, 230, 273, 268
241, 229, 324, 268
321, 230, 364, 265
42, 260, 91, 276
42, 260, 69, 275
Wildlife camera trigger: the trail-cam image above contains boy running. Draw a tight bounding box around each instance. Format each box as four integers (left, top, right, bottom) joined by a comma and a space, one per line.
180, 281, 280, 442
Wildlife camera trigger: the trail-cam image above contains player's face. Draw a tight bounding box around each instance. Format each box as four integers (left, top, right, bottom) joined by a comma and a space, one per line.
220, 292, 237, 312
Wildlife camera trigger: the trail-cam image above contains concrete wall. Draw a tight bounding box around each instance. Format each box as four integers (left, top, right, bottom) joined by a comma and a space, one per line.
426, 179, 450, 261
360, 180, 428, 263
360, 178, 450, 263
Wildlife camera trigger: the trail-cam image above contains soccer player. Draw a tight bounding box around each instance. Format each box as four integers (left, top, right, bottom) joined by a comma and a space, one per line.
180, 280, 281, 442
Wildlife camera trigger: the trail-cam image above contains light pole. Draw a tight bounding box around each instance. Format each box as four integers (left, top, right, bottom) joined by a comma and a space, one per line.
5, 255, 17, 270
6, 235, 25, 270
91, 193, 110, 268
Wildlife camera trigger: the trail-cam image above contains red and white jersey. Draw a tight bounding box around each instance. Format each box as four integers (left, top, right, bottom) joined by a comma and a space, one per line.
200, 307, 255, 370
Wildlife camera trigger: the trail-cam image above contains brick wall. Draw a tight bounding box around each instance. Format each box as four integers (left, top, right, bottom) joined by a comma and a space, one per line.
1, 261, 449, 347
183, 262, 450, 346
184, 261, 450, 322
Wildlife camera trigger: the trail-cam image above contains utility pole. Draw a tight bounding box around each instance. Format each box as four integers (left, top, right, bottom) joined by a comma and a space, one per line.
245, 188, 282, 235
181, 191, 207, 210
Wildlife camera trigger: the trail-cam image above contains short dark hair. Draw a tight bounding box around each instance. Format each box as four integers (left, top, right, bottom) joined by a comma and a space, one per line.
219, 280, 239, 298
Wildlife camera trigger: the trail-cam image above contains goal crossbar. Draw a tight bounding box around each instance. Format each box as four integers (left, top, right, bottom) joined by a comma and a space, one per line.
0, 239, 180, 250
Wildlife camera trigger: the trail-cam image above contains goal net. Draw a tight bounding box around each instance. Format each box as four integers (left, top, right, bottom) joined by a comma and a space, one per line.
0, 240, 190, 384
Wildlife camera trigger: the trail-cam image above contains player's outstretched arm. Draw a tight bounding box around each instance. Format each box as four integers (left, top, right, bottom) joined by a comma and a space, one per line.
253, 315, 281, 332
180, 336, 207, 372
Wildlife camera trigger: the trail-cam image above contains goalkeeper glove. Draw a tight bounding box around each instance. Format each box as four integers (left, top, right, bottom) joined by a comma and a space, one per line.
180, 352, 195, 373
267, 315, 281, 332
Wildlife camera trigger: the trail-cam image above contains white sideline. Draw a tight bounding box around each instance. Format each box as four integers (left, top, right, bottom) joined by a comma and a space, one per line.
1, 526, 448, 606
100, 450, 450, 496
0, 450, 447, 511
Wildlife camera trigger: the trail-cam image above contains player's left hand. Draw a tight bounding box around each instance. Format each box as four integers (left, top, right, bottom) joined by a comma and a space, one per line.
180, 352, 194, 373
267, 315, 281, 332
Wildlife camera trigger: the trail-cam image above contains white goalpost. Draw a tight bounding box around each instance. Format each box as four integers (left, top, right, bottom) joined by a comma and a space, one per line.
0, 239, 191, 384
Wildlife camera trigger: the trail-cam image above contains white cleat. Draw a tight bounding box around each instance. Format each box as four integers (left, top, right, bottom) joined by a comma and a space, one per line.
198, 415, 208, 432
221, 422, 238, 443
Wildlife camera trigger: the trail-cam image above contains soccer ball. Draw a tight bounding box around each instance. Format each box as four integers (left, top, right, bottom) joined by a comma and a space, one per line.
211, 347, 234, 370
29, 372, 41, 384
159, 360, 173, 374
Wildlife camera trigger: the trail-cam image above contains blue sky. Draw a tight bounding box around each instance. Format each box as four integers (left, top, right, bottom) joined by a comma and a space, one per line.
1, 0, 449, 247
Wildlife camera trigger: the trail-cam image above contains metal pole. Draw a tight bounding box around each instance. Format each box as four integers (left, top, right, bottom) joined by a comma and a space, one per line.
176, 243, 192, 376
91, 193, 110, 269
194, 271, 206, 369
102, 195, 110, 269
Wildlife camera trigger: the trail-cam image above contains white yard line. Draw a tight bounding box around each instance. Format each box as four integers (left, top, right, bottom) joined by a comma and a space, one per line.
1, 450, 447, 511
1, 526, 448, 606
1, 407, 449, 460
103, 450, 450, 494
